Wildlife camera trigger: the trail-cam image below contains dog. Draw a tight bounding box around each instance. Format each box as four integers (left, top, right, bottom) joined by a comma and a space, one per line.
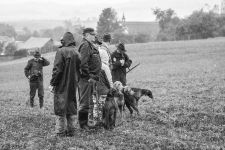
131, 88, 153, 105
113, 81, 125, 120
102, 89, 117, 130
123, 87, 153, 116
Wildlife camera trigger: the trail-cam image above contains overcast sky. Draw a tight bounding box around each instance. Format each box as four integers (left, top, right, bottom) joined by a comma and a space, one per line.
0, 0, 221, 21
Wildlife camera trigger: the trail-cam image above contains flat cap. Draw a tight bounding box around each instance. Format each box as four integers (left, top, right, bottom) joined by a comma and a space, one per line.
83, 28, 95, 35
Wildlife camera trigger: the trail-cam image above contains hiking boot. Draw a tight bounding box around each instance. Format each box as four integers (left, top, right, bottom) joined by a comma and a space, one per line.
55, 116, 66, 136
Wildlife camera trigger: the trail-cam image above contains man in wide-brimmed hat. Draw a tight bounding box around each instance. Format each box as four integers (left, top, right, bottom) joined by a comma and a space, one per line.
24, 50, 50, 108
111, 42, 132, 86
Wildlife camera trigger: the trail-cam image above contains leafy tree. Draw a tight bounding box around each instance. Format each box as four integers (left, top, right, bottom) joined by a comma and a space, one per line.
41, 29, 53, 38
187, 10, 218, 39
32, 30, 40, 37
0, 42, 4, 53
153, 8, 176, 30
52, 26, 66, 41
5, 42, 17, 55
64, 20, 73, 31
176, 19, 191, 40
134, 33, 151, 43
16, 34, 31, 41
0, 24, 17, 37
16, 27, 32, 41
153, 8, 180, 41
97, 8, 121, 35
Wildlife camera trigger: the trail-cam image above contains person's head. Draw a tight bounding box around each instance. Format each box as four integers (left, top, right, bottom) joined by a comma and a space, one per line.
93, 35, 102, 45
33, 50, 41, 59
83, 28, 96, 42
116, 42, 126, 53
102, 33, 112, 44
61, 32, 76, 47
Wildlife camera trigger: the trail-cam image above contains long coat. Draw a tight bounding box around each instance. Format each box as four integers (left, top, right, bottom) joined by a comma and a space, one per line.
50, 44, 80, 116
111, 51, 132, 85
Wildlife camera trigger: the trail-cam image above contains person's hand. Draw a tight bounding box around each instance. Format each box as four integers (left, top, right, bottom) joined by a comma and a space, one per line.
39, 57, 44, 61
49, 85, 55, 93
120, 60, 125, 66
88, 78, 96, 84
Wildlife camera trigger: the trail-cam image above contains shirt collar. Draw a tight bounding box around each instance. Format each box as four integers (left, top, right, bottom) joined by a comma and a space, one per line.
101, 42, 109, 49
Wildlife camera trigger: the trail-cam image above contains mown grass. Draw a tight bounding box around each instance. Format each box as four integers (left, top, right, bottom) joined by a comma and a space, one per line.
0, 38, 225, 150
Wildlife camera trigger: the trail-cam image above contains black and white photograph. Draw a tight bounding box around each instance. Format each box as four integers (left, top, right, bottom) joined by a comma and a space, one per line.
0, 0, 225, 149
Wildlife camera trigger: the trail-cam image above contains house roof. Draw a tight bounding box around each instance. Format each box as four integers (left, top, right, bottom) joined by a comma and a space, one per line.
20, 37, 52, 49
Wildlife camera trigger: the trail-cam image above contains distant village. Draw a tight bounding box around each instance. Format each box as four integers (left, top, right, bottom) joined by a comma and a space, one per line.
0, 0, 225, 60
0, 14, 159, 59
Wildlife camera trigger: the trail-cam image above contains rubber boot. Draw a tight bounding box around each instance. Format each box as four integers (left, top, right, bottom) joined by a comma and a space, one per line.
78, 111, 89, 130
67, 115, 77, 136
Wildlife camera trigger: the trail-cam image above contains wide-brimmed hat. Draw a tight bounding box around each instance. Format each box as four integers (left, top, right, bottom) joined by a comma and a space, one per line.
116, 43, 126, 52
102, 33, 112, 42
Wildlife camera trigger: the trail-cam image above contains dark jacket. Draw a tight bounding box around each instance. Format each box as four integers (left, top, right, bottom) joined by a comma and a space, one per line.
24, 57, 50, 82
78, 38, 101, 81
111, 50, 132, 85
50, 35, 80, 116
97, 69, 111, 95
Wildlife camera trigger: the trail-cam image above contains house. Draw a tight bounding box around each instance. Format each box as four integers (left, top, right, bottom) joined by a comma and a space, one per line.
120, 14, 159, 39
19, 37, 54, 54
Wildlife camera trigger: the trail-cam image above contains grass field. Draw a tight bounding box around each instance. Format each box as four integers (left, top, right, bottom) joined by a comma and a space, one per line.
0, 38, 225, 150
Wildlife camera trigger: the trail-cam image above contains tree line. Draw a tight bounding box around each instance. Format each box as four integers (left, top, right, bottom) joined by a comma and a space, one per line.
1, 6, 225, 55
153, 8, 225, 41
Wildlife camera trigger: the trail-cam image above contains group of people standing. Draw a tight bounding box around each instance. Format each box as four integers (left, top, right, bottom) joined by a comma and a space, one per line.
24, 27, 132, 136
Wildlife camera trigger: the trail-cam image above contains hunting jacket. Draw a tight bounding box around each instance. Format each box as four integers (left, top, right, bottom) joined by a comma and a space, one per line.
24, 57, 50, 82
78, 38, 101, 81
111, 50, 132, 75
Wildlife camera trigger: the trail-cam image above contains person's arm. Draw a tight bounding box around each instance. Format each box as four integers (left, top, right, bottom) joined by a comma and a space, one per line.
102, 65, 113, 88
111, 53, 122, 69
123, 53, 132, 68
50, 50, 65, 86
41, 57, 50, 66
79, 42, 91, 79
24, 60, 32, 79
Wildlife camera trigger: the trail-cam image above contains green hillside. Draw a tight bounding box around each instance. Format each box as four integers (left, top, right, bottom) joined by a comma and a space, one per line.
0, 38, 225, 149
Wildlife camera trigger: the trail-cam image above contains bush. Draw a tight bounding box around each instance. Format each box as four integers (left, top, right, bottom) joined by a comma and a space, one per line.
134, 33, 151, 43
14, 49, 28, 57
5, 43, 17, 55
112, 32, 135, 44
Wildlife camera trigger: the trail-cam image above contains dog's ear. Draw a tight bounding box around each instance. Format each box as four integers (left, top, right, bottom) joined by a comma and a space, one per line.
144, 89, 153, 99
111, 88, 117, 95
107, 88, 117, 97
148, 90, 154, 99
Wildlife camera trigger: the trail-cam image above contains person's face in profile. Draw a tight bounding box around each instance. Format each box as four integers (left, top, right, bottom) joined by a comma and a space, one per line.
86, 32, 96, 42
